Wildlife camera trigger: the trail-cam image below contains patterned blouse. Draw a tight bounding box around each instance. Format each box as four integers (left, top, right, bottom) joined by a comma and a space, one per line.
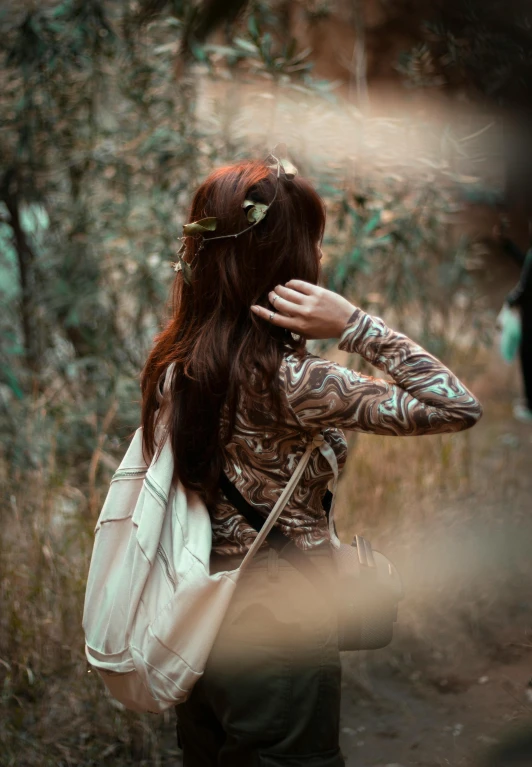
212, 308, 482, 555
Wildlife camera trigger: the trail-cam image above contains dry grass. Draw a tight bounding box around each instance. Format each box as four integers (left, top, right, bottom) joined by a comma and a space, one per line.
1, 352, 531, 766
0, 450, 178, 765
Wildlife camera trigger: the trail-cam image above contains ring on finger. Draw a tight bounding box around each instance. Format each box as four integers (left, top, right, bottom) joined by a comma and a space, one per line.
269, 311, 276, 322
271, 294, 279, 307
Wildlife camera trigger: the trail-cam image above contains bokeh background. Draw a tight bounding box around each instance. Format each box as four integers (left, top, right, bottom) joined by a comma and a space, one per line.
1, 1, 532, 765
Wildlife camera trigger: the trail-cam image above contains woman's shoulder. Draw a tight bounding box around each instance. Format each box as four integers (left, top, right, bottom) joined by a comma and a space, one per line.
282, 346, 344, 371
281, 348, 345, 391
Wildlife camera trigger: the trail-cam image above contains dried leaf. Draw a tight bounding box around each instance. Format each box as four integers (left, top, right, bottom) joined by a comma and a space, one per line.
171, 251, 193, 285
280, 158, 298, 178
181, 261, 193, 285
267, 144, 298, 178
242, 200, 269, 223
183, 217, 217, 235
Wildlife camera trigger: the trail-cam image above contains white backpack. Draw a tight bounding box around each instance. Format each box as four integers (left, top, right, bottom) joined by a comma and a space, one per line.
82, 364, 332, 714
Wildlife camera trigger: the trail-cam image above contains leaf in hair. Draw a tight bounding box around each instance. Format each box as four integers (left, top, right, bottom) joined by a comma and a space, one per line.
268, 143, 298, 178
171, 241, 193, 285
180, 259, 193, 285
183, 217, 218, 235
242, 200, 269, 223
280, 158, 298, 178
173, 256, 193, 285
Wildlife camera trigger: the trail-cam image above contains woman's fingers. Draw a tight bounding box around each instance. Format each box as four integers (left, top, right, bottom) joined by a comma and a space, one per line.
251, 280, 352, 340
268, 293, 293, 316
250, 304, 300, 331
284, 279, 317, 296
258, 280, 318, 320
268, 291, 303, 317
271, 284, 308, 306
251, 280, 319, 335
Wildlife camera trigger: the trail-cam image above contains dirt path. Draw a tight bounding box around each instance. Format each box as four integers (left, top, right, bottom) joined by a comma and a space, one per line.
340, 640, 532, 766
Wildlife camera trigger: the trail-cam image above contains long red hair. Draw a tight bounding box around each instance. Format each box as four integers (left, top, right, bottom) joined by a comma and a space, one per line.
140, 159, 326, 505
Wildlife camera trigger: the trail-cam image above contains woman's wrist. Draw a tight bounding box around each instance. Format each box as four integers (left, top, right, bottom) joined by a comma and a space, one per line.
334, 303, 359, 337
338, 307, 371, 348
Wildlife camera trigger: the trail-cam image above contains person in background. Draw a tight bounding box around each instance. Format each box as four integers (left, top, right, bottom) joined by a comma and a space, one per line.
495, 219, 532, 423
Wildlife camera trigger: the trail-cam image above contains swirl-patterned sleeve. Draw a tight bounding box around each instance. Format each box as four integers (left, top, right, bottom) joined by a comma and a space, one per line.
284, 308, 483, 436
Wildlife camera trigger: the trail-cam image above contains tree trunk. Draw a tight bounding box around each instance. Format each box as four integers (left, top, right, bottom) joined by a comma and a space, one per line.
350, 0, 369, 111
2, 172, 39, 373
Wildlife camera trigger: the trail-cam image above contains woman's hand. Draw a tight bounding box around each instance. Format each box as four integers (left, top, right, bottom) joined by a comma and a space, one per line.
250, 280, 357, 340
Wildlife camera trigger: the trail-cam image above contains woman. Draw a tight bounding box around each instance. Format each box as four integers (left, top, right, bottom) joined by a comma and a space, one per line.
140, 157, 482, 767
496, 223, 532, 422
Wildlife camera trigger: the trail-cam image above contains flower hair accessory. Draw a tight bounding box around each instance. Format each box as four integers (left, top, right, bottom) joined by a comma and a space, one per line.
171, 144, 298, 285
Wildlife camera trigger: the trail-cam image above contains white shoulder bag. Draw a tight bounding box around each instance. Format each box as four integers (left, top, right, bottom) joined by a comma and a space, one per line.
82, 364, 325, 714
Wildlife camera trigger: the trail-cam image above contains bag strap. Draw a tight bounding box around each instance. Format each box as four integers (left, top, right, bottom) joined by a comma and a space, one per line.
219, 472, 289, 552
238, 433, 329, 571
221, 431, 341, 584
219, 474, 333, 547
219, 469, 329, 592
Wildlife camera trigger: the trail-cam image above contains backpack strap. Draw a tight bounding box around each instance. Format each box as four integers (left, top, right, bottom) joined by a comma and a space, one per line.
237, 433, 326, 571
219, 472, 289, 552
220, 432, 340, 590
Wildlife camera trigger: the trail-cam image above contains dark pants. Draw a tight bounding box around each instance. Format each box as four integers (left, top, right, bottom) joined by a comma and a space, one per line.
175, 546, 344, 767
520, 314, 532, 409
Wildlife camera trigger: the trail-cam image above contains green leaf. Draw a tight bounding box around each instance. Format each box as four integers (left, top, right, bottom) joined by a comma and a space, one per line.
365, 235, 393, 249
347, 206, 361, 229
233, 37, 259, 55
183, 217, 217, 235
362, 212, 383, 236
190, 40, 207, 62
248, 15, 259, 40
260, 32, 272, 61
335, 260, 347, 287
3, 368, 23, 400
242, 200, 268, 223
349, 247, 363, 265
